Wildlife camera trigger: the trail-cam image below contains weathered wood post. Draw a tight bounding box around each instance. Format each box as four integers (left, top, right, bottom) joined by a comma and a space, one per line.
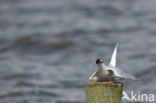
86, 82, 122, 103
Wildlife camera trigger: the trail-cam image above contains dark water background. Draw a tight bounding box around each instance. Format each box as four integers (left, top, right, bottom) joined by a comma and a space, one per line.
0, 0, 156, 103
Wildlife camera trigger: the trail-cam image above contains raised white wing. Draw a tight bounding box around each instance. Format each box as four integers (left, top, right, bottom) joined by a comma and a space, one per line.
109, 42, 118, 67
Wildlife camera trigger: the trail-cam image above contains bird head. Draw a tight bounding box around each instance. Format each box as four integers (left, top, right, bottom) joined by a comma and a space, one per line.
96, 59, 103, 64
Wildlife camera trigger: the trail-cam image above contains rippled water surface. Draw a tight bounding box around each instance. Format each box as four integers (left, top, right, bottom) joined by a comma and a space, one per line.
0, 0, 156, 103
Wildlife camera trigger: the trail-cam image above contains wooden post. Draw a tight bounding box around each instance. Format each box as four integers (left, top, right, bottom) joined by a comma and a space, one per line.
85, 82, 122, 103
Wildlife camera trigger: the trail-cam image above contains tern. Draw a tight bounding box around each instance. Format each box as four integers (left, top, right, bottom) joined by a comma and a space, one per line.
89, 43, 140, 82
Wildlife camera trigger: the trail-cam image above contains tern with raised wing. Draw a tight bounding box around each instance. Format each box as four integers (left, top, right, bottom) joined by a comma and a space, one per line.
89, 43, 140, 82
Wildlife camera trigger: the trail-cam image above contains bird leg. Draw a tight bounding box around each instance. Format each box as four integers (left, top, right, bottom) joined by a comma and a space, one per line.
104, 80, 107, 83
109, 80, 112, 83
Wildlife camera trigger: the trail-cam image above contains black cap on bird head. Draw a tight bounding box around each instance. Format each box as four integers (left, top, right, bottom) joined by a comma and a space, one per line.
96, 59, 103, 64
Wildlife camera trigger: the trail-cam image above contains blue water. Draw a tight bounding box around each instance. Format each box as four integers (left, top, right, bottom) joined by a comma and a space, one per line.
0, 0, 156, 103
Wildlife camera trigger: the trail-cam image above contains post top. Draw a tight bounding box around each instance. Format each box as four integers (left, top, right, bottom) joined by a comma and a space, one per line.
86, 82, 123, 87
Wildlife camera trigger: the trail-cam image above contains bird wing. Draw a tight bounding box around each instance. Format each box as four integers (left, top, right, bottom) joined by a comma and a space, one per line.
89, 71, 98, 81
109, 42, 118, 67
109, 67, 141, 80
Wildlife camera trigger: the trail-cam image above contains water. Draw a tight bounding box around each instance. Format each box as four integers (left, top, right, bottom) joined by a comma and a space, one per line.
0, 0, 156, 103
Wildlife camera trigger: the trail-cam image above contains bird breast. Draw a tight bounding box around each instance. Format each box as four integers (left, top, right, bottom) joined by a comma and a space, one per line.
97, 69, 109, 77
